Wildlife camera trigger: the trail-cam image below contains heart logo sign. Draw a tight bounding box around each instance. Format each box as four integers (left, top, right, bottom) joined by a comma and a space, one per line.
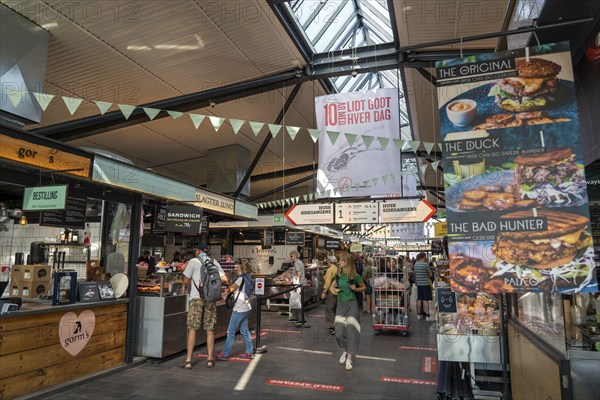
59, 310, 95, 356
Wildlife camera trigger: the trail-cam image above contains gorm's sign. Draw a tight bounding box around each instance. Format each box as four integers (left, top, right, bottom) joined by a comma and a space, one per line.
0, 133, 92, 177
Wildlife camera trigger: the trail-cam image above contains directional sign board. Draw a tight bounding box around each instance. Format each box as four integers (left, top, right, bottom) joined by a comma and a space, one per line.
285, 204, 334, 225
334, 202, 379, 224
379, 200, 436, 223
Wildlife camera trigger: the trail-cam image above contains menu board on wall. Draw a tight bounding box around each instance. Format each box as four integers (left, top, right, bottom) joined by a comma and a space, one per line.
164, 205, 203, 233
40, 196, 87, 229
437, 42, 596, 294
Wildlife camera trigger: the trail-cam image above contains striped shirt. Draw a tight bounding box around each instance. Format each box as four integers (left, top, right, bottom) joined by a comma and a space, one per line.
413, 261, 430, 286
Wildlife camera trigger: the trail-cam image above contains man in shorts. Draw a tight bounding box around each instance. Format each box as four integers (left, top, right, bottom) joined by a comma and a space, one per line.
179, 244, 228, 369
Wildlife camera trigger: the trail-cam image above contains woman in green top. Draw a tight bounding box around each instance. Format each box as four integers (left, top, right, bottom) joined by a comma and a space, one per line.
333, 253, 366, 371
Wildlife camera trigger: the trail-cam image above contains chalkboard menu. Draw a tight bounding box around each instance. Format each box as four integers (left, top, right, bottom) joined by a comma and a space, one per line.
164, 205, 203, 233
437, 287, 457, 314
285, 231, 305, 246
40, 196, 87, 229
152, 203, 167, 234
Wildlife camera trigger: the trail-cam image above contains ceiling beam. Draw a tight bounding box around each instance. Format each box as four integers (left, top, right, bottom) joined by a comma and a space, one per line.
234, 84, 302, 198
246, 174, 314, 202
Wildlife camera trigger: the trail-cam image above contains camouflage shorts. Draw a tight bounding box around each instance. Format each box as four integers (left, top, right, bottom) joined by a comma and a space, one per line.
187, 298, 217, 331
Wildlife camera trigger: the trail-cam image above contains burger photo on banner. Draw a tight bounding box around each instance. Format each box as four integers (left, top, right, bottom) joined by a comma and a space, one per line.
436, 42, 596, 294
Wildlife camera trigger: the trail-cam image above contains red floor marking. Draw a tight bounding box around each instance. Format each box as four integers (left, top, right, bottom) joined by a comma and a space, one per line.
250, 332, 269, 339
380, 377, 436, 386
422, 356, 437, 373
266, 379, 344, 392
194, 354, 252, 362
399, 346, 437, 351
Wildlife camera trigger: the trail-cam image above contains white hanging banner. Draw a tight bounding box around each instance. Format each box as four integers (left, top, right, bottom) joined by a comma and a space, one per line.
286, 126, 300, 140
249, 121, 264, 136
229, 118, 245, 134
167, 110, 183, 119
268, 123, 282, 138
143, 107, 161, 120
316, 88, 401, 197
93, 100, 112, 115
209, 116, 225, 132
189, 113, 205, 129
62, 96, 84, 115
118, 104, 136, 120
33, 92, 55, 111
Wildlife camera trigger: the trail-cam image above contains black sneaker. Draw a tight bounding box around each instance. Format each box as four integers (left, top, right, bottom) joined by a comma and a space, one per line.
288, 319, 299, 322
328, 326, 335, 332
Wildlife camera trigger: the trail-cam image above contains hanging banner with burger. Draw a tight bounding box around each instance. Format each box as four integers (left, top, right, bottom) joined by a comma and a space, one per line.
436, 42, 596, 294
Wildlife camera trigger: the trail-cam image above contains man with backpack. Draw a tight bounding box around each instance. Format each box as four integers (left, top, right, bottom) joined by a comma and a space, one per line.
180, 244, 228, 369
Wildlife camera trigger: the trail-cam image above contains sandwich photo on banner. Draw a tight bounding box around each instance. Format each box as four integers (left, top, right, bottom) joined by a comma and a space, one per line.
436, 42, 596, 294
315, 88, 414, 197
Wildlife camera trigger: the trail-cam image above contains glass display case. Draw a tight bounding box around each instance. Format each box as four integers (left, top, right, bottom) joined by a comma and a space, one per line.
437, 292, 502, 364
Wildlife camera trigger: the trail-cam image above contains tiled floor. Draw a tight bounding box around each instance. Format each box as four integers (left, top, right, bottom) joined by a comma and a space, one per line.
23, 300, 439, 400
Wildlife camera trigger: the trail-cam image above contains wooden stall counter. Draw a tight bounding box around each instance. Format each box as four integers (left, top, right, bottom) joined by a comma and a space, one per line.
0, 299, 129, 399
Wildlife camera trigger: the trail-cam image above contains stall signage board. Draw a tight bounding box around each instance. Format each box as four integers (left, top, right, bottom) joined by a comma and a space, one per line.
152, 203, 167, 234
334, 202, 379, 223
285, 231, 305, 245
434, 222, 448, 237
585, 167, 600, 201
164, 205, 203, 233
378, 199, 436, 223
350, 243, 363, 252
40, 196, 87, 229
0, 133, 92, 178
23, 185, 68, 211
437, 288, 457, 313
194, 188, 235, 215
235, 199, 258, 220
437, 42, 596, 294
263, 230, 274, 247
285, 204, 334, 225
324, 239, 341, 250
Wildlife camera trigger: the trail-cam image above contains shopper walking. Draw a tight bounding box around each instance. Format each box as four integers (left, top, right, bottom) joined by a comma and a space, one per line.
321, 255, 339, 334
414, 252, 434, 321
179, 244, 228, 369
216, 260, 254, 361
288, 250, 306, 323
334, 253, 366, 371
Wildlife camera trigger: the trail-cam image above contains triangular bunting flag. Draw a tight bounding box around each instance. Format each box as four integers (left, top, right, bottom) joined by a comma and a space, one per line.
410, 140, 421, 153
327, 131, 340, 145
421, 163, 429, 175
431, 161, 440, 171
32, 92, 55, 111
332, 188, 338, 196
308, 129, 320, 143
378, 137, 390, 150
93, 100, 112, 115
390, 173, 397, 183
362, 180, 369, 188
423, 141, 435, 154
302, 195, 308, 202
362, 135, 375, 149
209, 116, 225, 132
117, 104, 136, 120
249, 121, 264, 136
308, 193, 314, 201
382, 175, 389, 185
189, 113, 205, 129
286, 126, 300, 140
294, 196, 300, 204
229, 118, 245, 134
345, 133, 358, 146
394, 139, 406, 151
167, 110, 183, 119
325, 189, 331, 197
62, 96, 84, 116
143, 107, 161, 120
268, 123, 282, 138
372, 177, 379, 186
438, 142, 443, 152
7, 90, 24, 107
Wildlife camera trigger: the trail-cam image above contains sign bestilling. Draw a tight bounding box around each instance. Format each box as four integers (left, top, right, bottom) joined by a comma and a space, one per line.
438, 42, 596, 294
